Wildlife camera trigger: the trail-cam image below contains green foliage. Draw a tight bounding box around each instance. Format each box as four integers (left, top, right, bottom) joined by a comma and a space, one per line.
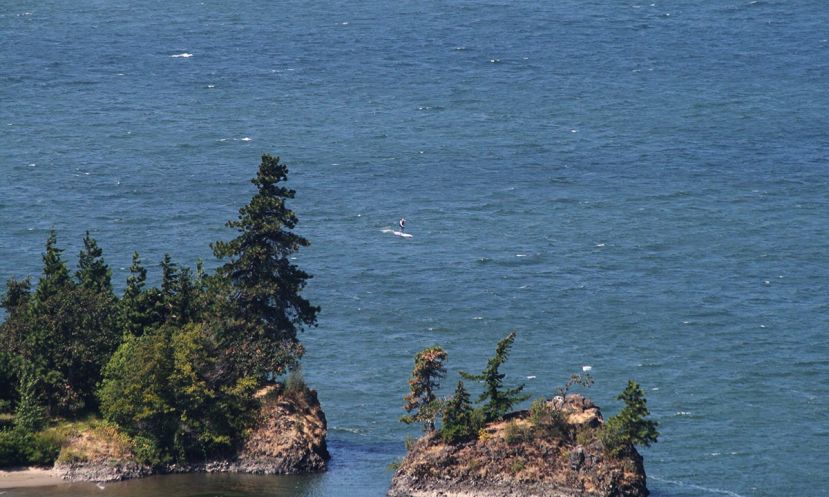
0, 233, 121, 417
459, 332, 529, 423
120, 252, 165, 336
14, 368, 46, 433
98, 328, 176, 449
211, 154, 319, 379
1, 277, 31, 315
98, 324, 257, 464
34, 230, 71, 304
440, 381, 478, 443
0, 428, 62, 467
601, 380, 659, 457
131, 435, 168, 466
26, 286, 120, 415
76, 231, 113, 294
503, 420, 532, 445
401, 346, 447, 432
528, 398, 568, 439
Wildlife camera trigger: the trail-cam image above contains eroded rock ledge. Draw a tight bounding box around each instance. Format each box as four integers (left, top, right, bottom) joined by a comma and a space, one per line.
388, 395, 647, 497
55, 385, 329, 482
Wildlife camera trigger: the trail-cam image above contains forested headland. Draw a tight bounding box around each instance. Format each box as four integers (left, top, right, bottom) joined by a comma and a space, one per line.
0, 155, 325, 472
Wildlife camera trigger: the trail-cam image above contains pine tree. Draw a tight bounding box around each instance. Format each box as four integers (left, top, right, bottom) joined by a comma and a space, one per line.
76, 231, 112, 294
121, 252, 163, 336
160, 254, 178, 299
211, 154, 319, 377
1, 278, 32, 314
34, 230, 71, 303
401, 346, 447, 432
602, 380, 659, 456
460, 331, 529, 422
124, 252, 147, 302
440, 380, 477, 443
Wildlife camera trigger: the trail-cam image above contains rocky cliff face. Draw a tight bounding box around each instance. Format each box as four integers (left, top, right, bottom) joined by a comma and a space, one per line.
388, 395, 647, 497
55, 385, 329, 482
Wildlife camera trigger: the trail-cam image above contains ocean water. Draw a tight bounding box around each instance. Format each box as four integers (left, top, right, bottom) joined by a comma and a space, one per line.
1, 1, 828, 496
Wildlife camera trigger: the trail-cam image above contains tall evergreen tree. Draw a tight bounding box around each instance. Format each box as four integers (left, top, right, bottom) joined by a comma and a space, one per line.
211, 154, 319, 378
160, 254, 179, 299
34, 230, 71, 303
460, 331, 529, 422
401, 346, 447, 432
121, 252, 164, 336
124, 252, 147, 302
76, 231, 112, 294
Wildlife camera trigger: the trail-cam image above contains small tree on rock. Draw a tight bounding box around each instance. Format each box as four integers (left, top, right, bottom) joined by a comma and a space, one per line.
460, 331, 529, 423
602, 380, 659, 456
401, 346, 447, 432
440, 380, 478, 443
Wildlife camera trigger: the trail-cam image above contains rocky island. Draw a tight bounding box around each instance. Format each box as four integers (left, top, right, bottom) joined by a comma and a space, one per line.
390, 334, 657, 497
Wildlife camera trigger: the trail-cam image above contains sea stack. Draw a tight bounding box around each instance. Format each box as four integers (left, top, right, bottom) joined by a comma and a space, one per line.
388, 394, 648, 497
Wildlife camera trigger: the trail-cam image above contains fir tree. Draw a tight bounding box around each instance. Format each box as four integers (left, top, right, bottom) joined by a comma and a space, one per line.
34, 230, 71, 303
401, 346, 447, 432
211, 154, 319, 378
76, 231, 112, 294
460, 331, 529, 422
121, 252, 163, 336
160, 254, 179, 299
602, 380, 659, 456
440, 380, 477, 443
1, 278, 32, 315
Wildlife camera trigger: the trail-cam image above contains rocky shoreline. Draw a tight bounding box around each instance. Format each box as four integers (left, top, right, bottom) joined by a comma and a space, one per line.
54, 386, 329, 483
388, 395, 648, 497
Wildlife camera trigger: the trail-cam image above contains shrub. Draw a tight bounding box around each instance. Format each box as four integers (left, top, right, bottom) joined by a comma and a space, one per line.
132, 435, 168, 466
503, 421, 532, 445
28, 430, 62, 465
284, 368, 307, 398
0, 428, 61, 467
529, 398, 568, 439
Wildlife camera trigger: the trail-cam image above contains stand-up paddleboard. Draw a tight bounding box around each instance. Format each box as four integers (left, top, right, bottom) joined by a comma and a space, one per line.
381, 229, 413, 239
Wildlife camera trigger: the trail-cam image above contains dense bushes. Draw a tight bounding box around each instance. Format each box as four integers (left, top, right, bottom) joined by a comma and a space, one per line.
0, 429, 61, 467
98, 322, 258, 463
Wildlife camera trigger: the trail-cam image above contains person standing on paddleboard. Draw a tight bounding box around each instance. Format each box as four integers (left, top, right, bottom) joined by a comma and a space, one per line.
399, 218, 406, 232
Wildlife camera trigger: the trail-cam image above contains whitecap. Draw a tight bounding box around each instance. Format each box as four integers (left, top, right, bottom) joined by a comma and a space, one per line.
675, 411, 692, 416
595, 243, 605, 247
473, 316, 483, 320
207, 84, 215, 88
515, 254, 527, 257
240, 137, 252, 142
526, 375, 536, 379
170, 53, 193, 58
582, 365, 592, 372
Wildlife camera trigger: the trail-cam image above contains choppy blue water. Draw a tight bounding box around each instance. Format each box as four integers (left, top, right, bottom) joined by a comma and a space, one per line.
2, 1, 828, 496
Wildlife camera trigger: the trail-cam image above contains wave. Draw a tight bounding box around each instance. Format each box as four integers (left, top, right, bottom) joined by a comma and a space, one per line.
650, 475, 750, 497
